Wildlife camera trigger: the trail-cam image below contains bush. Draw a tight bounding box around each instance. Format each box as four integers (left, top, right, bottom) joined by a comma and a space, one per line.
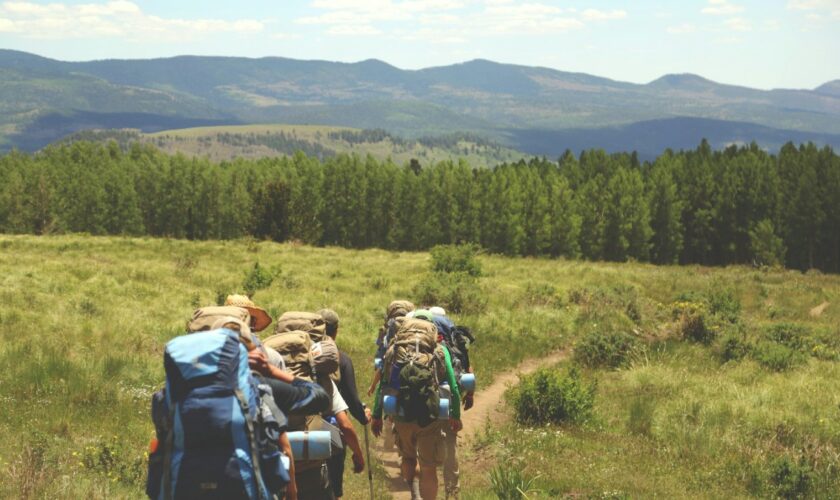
510, 367, 596, 426
673, 301, 715, 344
242, 261, 278, 297
754, 342, 806, 372
706, 286, 741, 323
520, 282, 560, 307
718, 330, 751, 362
768, 455, 813, 499
430, 244, 482, 277
413, 271, 486, 314
765, 323, 811, 351
575, 330, 641, 369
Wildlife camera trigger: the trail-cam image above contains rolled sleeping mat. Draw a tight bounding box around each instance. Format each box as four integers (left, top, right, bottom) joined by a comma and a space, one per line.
438, 398, 450, 419
383, 394, 403, 416
459, 373, 476, 392
281, 454, 290, 474
287, 431, 332, 461
374, 357, 383, 370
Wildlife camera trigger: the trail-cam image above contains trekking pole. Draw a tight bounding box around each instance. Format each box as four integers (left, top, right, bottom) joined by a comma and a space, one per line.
363, 405, 374, 500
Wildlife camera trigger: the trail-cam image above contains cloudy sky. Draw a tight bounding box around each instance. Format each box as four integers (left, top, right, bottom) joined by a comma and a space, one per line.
0, 0, 838, 89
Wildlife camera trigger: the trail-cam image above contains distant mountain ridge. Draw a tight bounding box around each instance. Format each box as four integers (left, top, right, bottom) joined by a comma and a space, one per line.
1, 49, 838, 156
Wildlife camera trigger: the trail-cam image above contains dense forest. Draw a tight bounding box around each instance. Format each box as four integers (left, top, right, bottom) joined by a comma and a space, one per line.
0, 140, 838, 272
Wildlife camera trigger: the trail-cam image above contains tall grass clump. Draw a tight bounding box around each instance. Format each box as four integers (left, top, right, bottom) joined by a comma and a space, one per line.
488, 462, 540, 500
509, 367, 596, 426
574, 330, 641, 369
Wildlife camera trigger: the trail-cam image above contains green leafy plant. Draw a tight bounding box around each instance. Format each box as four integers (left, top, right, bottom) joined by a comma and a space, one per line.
489, 462, 540, 499
430, 244, 483, 277
509, 367, 596, 425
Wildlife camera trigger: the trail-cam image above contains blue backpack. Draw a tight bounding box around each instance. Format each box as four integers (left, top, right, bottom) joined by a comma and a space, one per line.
147, 328, 288, 500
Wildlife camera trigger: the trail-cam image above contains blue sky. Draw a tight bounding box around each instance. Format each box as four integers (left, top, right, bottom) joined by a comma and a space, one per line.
0, 0, 838, 89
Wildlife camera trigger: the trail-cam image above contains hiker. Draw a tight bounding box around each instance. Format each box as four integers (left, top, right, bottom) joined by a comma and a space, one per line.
318, 309, 371, 499
369, 300, 415, 452
371, 310, 462, 500
186, 302, 333, 500
263, 311, 366, 500
428, 306, 475, 500
149, 310, 312, 500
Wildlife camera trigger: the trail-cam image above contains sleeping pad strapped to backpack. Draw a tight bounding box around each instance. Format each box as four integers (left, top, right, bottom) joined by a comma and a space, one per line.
382, 318, 446, 427
146, 328, 289, 500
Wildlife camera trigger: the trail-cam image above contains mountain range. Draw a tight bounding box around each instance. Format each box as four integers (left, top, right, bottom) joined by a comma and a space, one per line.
1, 49, 839, 158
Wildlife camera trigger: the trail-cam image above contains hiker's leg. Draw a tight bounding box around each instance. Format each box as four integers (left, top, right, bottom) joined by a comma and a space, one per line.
384, 416, 396, 450
419, 463, 438, 500
443, 426, 460, 498
395, 422, 420, 484
416, 421, 446, 500
327, 447, 346, 498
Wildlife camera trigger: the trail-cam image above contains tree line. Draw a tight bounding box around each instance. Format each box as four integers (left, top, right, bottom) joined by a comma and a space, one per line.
1, 140, 838, 272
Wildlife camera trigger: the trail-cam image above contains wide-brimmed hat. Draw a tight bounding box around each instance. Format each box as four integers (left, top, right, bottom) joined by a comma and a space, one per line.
224, 294, 272, 332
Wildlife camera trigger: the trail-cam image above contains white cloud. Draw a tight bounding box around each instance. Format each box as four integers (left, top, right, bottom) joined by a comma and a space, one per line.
299, 0, 623, 37
326, 24, 381, 35
724, 17, 751, 31
666, 23, 696, 34
581, 9, 627, 21
787, 0, 840, 20
702, 0, 744, 15
0, 1, 265, 40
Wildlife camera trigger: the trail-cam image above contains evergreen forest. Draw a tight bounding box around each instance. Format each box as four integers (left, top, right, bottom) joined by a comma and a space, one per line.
1, 139, 838, 272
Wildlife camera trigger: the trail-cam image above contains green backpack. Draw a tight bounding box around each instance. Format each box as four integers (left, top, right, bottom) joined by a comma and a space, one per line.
383, 318, 445, 427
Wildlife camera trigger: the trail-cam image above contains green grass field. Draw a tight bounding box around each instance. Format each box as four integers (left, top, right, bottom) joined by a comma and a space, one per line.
1, 235, 838, 498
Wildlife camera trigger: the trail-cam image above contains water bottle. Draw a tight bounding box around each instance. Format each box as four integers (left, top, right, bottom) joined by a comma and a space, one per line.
459, 373, 476, 392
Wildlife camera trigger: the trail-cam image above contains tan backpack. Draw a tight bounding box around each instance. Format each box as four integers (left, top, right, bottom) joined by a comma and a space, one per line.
187, 306, 250, 332
274, 311, 327, 341
263, 330, 314, 380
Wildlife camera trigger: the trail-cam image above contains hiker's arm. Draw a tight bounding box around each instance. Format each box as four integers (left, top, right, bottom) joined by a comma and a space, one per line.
339, 355, 368, 424
264, 377, 331, 415
278, 432, 297, 500
441, 346, 461, 420
334, 410, 365, 473
248, 350, 295, 384
367, 368, 382, 396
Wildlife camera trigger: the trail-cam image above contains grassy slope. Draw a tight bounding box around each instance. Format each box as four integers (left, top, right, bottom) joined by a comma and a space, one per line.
143, 124, 526, 167
0, 235, 838, 498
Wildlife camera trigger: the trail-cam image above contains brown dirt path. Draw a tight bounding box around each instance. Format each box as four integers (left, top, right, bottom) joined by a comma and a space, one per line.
375, 350, 570, 499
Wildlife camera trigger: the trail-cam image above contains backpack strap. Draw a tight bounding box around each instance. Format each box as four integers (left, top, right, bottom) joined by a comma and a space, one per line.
234, 388, 268, 500
162, 403, 176, 500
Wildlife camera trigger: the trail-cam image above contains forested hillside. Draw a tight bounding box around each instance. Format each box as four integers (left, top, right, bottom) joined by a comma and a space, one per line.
2, 140, 838, 272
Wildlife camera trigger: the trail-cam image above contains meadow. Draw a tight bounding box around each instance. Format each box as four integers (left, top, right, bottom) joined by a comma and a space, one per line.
0, 235, 838, 499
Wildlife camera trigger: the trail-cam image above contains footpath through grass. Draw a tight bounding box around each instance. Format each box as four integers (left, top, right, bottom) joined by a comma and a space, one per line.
0, 235, 838, 498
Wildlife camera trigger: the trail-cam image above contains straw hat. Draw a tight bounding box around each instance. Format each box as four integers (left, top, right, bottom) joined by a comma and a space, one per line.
224, 294, 272, 332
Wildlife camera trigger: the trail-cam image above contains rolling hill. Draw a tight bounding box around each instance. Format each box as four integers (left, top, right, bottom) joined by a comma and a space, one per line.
1, 49, 839, 157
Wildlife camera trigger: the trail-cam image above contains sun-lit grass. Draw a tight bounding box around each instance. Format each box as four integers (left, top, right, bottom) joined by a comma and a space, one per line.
0, 234, 838, 498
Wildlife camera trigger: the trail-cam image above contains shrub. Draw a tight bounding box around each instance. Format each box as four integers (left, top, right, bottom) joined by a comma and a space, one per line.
673, 302, 715, 344
764, 323, 811, 351
242, 261, 277, 297
768, 455, 813, 499
413, 272, 486, 314
754, 342, 806, 372
510, 367, 596, 425
575, 330, 641, 369
430, 243, 482, 276
718, 330, 751, 362
706, 286, 741, 323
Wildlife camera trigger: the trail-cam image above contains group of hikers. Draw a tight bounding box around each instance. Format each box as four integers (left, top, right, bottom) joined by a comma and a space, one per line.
146, 295, 476, 500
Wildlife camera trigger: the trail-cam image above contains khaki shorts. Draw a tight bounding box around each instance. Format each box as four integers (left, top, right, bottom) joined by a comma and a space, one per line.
394, 420, 446, 467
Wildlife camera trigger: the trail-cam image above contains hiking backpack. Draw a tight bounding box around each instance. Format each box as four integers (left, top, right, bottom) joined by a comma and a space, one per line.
382, 318, 447, 427
146, 328, 289, 500
431, 315, 475, 375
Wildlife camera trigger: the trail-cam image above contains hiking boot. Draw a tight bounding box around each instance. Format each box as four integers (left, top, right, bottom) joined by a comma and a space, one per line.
445, 487, 460, 500
410, 477, 421, 500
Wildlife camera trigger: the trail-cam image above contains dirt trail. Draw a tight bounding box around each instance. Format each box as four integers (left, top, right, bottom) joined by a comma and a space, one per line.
375, 350, 569, 499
